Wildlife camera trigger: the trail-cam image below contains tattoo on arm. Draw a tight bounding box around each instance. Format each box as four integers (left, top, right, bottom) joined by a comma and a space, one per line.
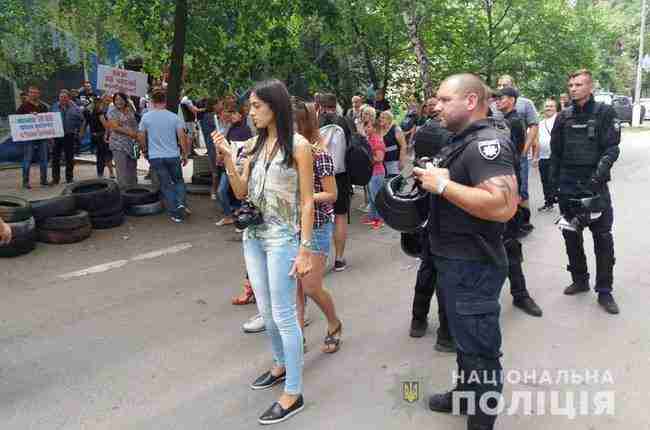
480, 175, 519, 209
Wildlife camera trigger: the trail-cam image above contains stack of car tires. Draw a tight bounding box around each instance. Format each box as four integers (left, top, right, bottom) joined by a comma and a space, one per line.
31, 195, 92, 244
62, 179, 125, 229
0, 196, 37, 257
187, 155, 212, 195
122, 185, 164, 217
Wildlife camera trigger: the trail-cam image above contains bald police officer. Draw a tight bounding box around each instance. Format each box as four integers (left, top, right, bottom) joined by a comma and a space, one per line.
414, 74, 518, 430
550, 69, 620, 314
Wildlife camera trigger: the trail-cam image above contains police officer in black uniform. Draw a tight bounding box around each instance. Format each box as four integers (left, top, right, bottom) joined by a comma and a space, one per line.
414, 74, 519, 430
550, 69, 620, 314
408, 103, 455, 352
495, 87, 543, 317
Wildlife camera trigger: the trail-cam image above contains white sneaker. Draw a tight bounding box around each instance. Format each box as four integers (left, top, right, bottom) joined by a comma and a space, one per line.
210, 193, 217, 200
243, 313, 266, 333
358, 203, 369, 213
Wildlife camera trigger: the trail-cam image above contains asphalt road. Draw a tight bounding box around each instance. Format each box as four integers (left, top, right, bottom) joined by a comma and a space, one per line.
1, 128, 649, 429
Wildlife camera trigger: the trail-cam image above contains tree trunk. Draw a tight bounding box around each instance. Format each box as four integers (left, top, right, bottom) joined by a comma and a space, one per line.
402, 4, 434, 98
166, 0, 187, 112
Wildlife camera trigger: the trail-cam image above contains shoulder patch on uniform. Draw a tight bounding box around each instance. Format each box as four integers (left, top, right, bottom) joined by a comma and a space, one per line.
613, 121, 620, 131
477, 139, 501, 160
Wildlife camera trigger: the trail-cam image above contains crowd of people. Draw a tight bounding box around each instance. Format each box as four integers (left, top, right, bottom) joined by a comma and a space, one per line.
7, 67, 622, 429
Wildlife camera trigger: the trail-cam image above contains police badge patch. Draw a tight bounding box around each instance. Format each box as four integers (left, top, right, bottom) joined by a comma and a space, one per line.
478, 140, 501, 160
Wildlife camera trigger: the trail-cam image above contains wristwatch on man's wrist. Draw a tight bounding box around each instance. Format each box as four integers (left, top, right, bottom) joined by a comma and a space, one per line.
435, 178, 450, 195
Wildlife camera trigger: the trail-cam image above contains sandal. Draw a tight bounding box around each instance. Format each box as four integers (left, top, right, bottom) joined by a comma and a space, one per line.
232, 280, 256, 305
321, 320, 343, 354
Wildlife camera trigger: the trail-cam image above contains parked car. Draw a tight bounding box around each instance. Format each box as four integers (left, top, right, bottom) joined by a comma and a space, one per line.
612, 96, 645, 125
594, 91, 614, 105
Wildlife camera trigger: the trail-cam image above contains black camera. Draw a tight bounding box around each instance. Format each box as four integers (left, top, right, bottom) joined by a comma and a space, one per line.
233, 200, 264, 230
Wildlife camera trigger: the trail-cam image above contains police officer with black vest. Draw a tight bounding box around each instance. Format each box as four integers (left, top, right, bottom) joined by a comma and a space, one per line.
495, 87, 543, 317
408, 102, 455, 352
550, 69, 620, 314
414, 74, 519, 430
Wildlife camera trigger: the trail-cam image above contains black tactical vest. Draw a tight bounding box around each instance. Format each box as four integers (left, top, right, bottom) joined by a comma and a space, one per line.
561, 104, 603, 167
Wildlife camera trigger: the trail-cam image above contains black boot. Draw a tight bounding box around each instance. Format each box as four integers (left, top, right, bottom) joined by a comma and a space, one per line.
409, 318, 428, 338
564, 280, 590, 295
513, 296, 543, 317
428, 389, 468, 414
598, 293, 620, 314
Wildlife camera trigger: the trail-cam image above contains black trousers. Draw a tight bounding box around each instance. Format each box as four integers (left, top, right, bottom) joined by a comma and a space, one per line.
52, 133, 77, 182
411, 253, 451, 340
93, 132, 113, 177
538, 159, 556, 206
559, 194, 615, 293
506, 239, 530, 299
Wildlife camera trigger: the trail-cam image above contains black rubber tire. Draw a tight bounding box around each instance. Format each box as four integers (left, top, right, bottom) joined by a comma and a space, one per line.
37, 224, 92, 244
62, 179, 121, 213
91, 211, 125, 229
38, 210, 91, 231
0, 196, 32, 223
90, 198, 124, 218
0, 236, 36, 257
191, 174, 212, 185
126, 200, 164, 217
185, 183, 211, 195
30, 195, 77, 222
0, 217, 36, 258
122, 186, 160, 207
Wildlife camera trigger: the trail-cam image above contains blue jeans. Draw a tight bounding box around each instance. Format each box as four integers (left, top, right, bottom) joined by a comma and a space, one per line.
22, 140, 48, 184
311, 221, 334, 256
243, 234, 303, 395
218, 172, 236, 216
368, 173, 385, 220
149, 157, 187, 218
519, 157, 530, 201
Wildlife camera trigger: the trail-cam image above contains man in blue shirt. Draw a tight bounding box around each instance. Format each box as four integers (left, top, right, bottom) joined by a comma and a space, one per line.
51, 89, 85, 184
138, 89, 190, 223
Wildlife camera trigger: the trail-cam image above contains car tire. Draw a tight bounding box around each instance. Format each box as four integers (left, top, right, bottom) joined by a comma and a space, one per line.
0, 196, 33, 223
30, 195, 77, 222
90, 198, 124, 218
122, 186, 160, 207
90, 211, 125, 229
0, 216, 36, 258
38, 210, 91, 231
185, 183, 211, 195
62, 179, 121, 213
191, 174, 212, 185
37, 224, 92, 244
126, 200, 164, 217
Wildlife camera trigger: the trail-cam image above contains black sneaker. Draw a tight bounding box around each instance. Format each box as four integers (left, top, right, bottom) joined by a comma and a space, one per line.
513, 296, 543, 317
434, 336, 457, 353
564, 281, 590, 295
428, 390, 467, 414
334, 259, 347, 272
409, 318, 428, 338
598, 293, 620, 315
250, 370, 286, 391
258, 395, 304, 425
538, 204, 553, 212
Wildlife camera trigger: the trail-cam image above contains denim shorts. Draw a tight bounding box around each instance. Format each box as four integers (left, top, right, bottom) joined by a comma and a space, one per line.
311, 222, 334, 256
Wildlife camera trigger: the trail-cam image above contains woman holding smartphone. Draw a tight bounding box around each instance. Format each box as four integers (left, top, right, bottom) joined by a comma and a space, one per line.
212, 80, 314, 425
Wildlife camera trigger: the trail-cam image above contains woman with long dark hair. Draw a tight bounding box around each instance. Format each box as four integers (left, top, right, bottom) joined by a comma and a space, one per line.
106, 92, 139, 187
212, 80, 314, 425
292, 98, 343, 353
89, 94, 115, 178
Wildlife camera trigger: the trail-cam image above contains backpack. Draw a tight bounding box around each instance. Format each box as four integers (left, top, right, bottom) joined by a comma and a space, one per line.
345, 132, 373, 186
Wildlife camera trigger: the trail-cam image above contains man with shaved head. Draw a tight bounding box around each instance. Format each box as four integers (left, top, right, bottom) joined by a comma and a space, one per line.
413, 73, 518, 430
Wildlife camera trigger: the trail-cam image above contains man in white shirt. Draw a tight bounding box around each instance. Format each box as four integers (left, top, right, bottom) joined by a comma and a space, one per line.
534, 97, 559, 212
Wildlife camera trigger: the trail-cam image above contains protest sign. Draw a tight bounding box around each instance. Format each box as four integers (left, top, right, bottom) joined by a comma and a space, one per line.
97, 65, 148, 97
9, 112, 64, 142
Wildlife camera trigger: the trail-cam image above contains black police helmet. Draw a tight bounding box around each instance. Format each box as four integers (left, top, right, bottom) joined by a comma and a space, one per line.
567, 193, 605, 227
376, 175, 429, 233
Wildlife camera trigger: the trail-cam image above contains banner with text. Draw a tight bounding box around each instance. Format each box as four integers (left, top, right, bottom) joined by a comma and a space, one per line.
9, 113, 64, 142
97, 65, 148, 98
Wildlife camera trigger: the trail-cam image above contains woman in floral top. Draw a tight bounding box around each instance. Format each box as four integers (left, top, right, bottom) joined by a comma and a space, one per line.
292, 98, 343, 354
212, 80, 314, 425
105, 92, 139, 188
